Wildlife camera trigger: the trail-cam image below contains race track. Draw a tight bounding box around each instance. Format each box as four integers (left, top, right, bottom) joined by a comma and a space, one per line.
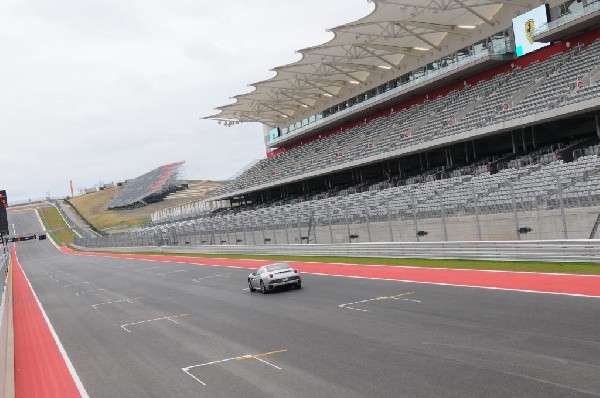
9, 209, 600, 397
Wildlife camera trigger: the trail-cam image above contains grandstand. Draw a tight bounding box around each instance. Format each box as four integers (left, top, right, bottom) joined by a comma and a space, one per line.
208, 38, 600, 201
107, 162, 185, 210
76, 0, 600, 247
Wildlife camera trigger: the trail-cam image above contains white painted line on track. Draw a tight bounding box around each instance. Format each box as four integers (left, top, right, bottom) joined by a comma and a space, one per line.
133, 266, 159, 272
52, 203, 83, 239
309, 272, 600, 299
75, 288, 107, 296
254, 357, 282, 370
91, 297, 141, 310
14, 250, 90, 398
64, 281, 90, 288
64, 252, 600, 299
56, 276, 79, 283
339, 292, 417, 312
56, 278, 80, 283
51, 274, 73, 280
192, 273, 230, 282
394, 297, 421, 303
182, 349, 287, 386
62, 249, 600, 277
32, 209, 63, 250
156, 269, 188, 276
120, 313, 190, 333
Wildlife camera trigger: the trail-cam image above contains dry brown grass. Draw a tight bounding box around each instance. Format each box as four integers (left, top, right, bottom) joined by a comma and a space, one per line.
69, 181, 226, 231
39, 206, 74, 245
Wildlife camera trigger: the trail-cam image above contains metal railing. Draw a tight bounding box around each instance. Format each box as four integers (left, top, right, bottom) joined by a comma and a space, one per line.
75, 155, 600, 250
73, 240, 600, 263
0, 252, 8, 303
533, 1, 600, 37
271, 46, 509, 146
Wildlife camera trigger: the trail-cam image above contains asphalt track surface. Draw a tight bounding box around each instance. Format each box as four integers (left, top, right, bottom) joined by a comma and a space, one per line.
9, 210, 600, 397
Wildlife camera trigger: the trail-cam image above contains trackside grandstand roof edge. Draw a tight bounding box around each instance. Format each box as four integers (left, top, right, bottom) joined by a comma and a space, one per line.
205, 0, 559, 127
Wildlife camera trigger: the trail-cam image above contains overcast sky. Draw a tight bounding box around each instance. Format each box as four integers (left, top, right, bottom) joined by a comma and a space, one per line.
0, 0, 373, 203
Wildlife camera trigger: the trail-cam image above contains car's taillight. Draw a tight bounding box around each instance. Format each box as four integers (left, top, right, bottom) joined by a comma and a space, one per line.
269, 274, 274, 279
294, 269, 298, 273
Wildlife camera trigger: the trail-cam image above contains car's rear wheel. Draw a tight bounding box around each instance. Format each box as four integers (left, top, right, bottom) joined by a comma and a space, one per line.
248, 279, 255, 292
295, 281, 302, 289
260, 280, 268, 294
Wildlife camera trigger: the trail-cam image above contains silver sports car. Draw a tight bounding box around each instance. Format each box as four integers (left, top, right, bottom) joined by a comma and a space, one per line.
248, 263, 302, 294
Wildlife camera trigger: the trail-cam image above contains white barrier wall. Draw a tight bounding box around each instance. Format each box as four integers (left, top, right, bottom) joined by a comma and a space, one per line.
181, 206, 600, 244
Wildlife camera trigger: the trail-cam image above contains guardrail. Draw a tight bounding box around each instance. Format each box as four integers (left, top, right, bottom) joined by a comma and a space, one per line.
74, 239, 600, 263
0, 252, 8, 302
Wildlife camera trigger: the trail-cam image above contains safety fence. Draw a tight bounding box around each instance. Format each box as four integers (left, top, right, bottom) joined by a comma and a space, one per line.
73, 239, 600, 263
0, 252, 8, 304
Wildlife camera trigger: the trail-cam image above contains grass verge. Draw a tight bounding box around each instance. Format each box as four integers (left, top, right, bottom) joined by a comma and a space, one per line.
88, 250, 600, 275
38, 207, 74, 246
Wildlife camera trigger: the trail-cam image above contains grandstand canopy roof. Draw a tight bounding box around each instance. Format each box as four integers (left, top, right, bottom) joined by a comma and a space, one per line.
206, 0, 549, 127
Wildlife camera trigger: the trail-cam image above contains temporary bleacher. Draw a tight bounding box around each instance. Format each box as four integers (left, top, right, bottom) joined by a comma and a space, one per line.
214, 38, 600, 198
108, 162, 184, 210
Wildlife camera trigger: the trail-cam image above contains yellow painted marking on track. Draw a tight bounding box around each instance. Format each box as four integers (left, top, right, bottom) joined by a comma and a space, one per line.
377, 292, 414, 301
152, 313, 190, 321
235, 349, 288, 361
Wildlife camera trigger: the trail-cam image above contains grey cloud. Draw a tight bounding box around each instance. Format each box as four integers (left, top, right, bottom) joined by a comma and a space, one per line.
0, 0, 372, 202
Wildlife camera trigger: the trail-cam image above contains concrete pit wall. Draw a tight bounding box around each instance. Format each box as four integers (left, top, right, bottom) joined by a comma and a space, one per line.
198, 206, 600, 245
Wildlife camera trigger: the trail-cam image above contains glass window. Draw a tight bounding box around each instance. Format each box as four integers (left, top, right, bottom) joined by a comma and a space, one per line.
275, 28, 512, 140
413, 67, 425, 79
266, 263, 292, 271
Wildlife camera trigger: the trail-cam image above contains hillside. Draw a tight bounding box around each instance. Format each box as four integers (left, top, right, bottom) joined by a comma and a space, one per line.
68, 180, 226, 232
